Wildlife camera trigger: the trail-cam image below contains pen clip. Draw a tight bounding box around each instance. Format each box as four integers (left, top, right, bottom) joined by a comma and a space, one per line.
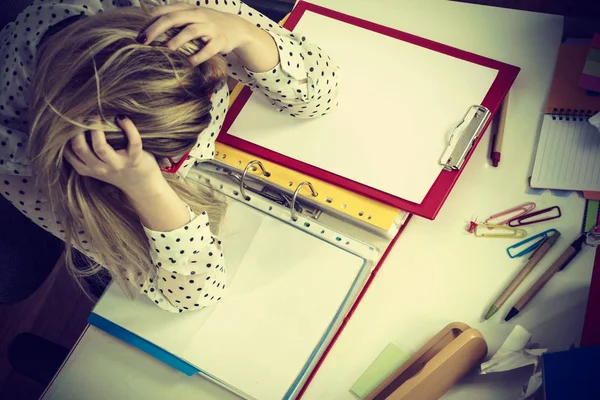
507, 206, 561, 227
485, 202, 537, 226
506, 229, 558, 258
473, 222, 527, 238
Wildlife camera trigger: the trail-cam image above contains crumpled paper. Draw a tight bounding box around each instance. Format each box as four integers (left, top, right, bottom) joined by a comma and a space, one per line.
479, 325, 547, 399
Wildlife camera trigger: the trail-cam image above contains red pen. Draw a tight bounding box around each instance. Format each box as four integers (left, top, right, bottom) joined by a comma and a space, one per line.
491, 92, 510, 167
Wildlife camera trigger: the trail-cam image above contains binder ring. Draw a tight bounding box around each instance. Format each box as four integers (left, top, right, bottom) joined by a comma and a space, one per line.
291, 181, 318, 221
240, 160, 271, 201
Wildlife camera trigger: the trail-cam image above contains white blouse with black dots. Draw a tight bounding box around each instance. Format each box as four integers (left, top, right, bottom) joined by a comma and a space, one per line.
0, 0, 339, 313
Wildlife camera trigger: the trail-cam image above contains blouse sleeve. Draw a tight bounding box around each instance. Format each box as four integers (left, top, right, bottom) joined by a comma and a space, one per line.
186, 0, 340, 118
141, 210, 227, 313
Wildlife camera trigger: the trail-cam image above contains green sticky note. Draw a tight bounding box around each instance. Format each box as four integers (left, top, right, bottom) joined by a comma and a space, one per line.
350, 343, 411, 399
584, 200, 599, 233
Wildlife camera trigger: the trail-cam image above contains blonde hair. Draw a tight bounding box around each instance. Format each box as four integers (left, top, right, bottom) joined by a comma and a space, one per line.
27, 3, 228, 295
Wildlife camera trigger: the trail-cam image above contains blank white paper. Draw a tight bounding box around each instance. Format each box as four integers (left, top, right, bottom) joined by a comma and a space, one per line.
228, 11, 498, 204
531, 115, 600, 191
185, 216, 365, 400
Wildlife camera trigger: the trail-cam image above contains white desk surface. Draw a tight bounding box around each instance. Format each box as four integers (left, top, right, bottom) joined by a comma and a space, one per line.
43, 1, 596, 399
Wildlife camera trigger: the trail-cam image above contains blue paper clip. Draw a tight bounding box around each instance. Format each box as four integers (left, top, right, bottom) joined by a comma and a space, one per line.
506, 229, 558, 258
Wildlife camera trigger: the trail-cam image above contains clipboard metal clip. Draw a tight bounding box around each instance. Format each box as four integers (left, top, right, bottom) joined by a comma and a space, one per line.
440, 105, 491, 171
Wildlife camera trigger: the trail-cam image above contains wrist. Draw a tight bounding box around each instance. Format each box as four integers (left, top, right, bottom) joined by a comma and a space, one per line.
123, 174, 190, 231
233, 17, 255, 50
233, 20, 279, 73
122, 173, 170, 203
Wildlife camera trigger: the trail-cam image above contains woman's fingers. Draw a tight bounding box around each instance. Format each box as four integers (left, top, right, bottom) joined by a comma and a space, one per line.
116, 116, 143, 160
140, 9, 201, 44
91, 128, 119, 165
70, 133, 105, 169
189, 40, 218, 66
63, 146, 90, 175
166, 24, 208, 51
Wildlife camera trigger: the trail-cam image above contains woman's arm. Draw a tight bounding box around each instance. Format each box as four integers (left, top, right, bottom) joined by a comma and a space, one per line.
142, 211, 227, 312
62, 117, 227, 312
65, 116, 190, 232
145, 1, 340, 118
231, 19, 280, 73
203, 0, 340, 118
123, 174, 189, 232
0, 171, 226, 313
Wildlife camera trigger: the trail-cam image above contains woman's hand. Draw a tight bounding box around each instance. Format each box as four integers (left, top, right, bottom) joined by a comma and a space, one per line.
138, 2, 279, 72
139, 2, 252, 65
64, 116, 163, 197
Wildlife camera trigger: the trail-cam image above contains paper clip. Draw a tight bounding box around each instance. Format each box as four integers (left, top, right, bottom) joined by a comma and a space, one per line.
472, 222, 527, 238
507, 206, 561, 227
506, 229, 558, 258
485, 202, 536, 226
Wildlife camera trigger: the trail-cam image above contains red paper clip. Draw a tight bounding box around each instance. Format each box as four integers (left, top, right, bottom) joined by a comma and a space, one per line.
507, 206, 562, 227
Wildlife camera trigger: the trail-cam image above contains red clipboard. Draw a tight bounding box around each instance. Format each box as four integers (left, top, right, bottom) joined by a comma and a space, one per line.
581, 246, 600, 347
219, 2, 520, 221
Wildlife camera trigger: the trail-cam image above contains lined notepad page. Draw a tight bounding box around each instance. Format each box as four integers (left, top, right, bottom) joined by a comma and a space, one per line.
531, 115, 600, 191
228, 11, 498, 204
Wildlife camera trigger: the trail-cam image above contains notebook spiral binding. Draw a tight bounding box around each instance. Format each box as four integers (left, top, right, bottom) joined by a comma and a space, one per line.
551, 108, 599, 121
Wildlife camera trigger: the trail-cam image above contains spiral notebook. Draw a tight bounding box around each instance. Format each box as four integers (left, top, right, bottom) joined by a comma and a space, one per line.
530, 43, 600, 191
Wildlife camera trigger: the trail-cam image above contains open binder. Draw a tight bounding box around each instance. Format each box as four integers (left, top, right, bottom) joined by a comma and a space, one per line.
90, 188, 382, 400
88, 2, 519, 399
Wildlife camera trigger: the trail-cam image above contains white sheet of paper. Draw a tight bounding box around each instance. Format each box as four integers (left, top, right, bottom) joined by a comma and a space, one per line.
184, 216, 365, 400
228, 11, 498, 204
92, 200, 366, 400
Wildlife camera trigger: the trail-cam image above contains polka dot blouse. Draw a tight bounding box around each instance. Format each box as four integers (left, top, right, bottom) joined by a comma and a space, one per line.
0, 0, 340, 313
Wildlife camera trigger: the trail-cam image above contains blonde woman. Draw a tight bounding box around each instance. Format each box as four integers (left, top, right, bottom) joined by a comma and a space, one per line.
0, 0, 339, 313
